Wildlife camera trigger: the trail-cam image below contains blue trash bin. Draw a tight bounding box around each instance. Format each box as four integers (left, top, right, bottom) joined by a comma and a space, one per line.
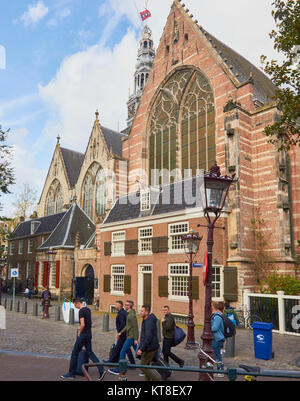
252, 322, 274, 360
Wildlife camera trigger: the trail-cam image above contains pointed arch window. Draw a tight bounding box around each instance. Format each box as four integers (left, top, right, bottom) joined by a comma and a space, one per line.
46, 180, 63, 216
83, 174, 93, 218
46, 190, 55, 216
55, 186, 63, 213
148, 69, 215, 185
95, 170, 107, 217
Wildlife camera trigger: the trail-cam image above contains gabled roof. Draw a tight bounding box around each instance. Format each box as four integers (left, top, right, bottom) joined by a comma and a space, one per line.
101, 126, 127, 157
37, 203, 95, 250
12, 212, 66, 239
60, 147, 85, 188
104, 176, 205, 225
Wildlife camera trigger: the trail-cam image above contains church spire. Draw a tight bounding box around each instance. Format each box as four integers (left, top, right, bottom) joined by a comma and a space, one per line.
127, 25, 155, 127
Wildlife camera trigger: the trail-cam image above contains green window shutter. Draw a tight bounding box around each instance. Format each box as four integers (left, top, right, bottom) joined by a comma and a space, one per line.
103, 275, 111, 293
124, 275, 131, 294
104, 242, 111, 256
158, 236, 169, 253
192, 277, 199, 300
152, 237, 160, 253
158, 276, 169, 297
223, 266, 238, 301
125, 240, 138, 255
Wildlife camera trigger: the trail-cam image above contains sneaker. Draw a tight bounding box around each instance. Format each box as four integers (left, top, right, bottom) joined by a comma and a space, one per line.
98, 371, 107, 381
179, 361, 185, 368
60, 373, 75, 380
139, 372, 145, 377
108, 368, 120, 376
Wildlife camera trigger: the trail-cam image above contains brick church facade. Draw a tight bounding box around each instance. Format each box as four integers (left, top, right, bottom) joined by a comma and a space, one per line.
8, 0, 299, 323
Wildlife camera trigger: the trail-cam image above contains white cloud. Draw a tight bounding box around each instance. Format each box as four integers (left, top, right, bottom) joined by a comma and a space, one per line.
18, 1, 49, 27
47, 7, 71, 27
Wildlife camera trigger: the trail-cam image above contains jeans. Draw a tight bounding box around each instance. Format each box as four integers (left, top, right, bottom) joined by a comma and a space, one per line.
69, 333, 104, 376
162, 338, 183, 365
140, 350, 159, 381
109, 336, 135, 364
212, 339, 225, 363
119, 338, 137, 362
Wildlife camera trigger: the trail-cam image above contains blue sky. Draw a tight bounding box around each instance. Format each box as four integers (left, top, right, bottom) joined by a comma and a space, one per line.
0, 0, 280, 217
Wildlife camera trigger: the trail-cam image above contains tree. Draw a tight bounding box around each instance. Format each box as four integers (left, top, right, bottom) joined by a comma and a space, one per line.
261, 0, 300, 151
0, 126, 14, 203
12, 183, 37, 219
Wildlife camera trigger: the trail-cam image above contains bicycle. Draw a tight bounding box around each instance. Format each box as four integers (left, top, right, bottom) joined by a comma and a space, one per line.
235, 306, 262, 329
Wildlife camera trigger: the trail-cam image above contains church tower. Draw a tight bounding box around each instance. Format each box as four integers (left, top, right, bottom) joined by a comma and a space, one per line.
127, 25, 155, 127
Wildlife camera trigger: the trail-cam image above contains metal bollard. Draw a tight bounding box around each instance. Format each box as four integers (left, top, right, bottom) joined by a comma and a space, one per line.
23, 302, 28, 314
4, 298, 7, 309
33, 303, 38, 317
9, 300, 13, 311
55, 305, 61, 321
156, 319, 162, 343
16, 300, 20, 313
69, 308, 74, 325
103, 313, 109, 332
225, 335, 235, 358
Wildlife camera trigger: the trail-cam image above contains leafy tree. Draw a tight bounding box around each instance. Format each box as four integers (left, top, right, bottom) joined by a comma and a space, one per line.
261, 0, 300, 151
0, 126, 14, 202
12, 183, 37, 219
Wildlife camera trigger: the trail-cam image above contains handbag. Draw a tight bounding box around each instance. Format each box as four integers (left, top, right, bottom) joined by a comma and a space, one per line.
173, 326, 186, 346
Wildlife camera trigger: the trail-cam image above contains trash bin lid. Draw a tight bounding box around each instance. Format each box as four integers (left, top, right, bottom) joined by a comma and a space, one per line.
252, 322, 274, 330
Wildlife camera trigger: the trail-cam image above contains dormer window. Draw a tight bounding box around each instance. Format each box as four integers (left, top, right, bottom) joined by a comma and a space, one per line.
31, 221, 41, 235
141, 189, 151, 212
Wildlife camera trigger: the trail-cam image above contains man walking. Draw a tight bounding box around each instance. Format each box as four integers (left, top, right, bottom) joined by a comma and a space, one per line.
136, 304, 159, 381
162, 306, 184, 368
61, 298, 106, 380
108, 300, 139, 375
105, 300, 135, 366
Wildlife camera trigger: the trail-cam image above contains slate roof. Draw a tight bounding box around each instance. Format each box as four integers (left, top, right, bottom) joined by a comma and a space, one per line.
101, 126, 127, 157
104, 176, 205, 225
199, 27, 277, 105
12, 212, 66, 239
60, 147, 84, 188
37, 203, 95, 250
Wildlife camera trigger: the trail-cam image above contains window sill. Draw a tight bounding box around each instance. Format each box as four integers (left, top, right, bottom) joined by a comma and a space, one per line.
168, 296, 189, 303
110, 291, 125, 296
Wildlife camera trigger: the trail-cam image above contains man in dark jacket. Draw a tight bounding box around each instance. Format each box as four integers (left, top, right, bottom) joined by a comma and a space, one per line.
162, 306, 184, 367
137, 304, 159, 381
106, 301, 135, 365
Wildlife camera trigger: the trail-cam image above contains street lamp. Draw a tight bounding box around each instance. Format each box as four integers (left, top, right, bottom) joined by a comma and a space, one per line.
43, 248, 57, 319
0, 256, 7, 305
198, 162, 235, 380
181, 230, 203, 350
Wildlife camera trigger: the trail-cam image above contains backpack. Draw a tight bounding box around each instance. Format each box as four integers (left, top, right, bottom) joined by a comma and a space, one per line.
173, 326, 186, 346
226, 312, 237, 327
222, 316, 236, 338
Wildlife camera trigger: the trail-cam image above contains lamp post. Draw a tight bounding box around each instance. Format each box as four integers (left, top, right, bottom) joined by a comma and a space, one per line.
198, 162, 235, 380
0, 256, 7, 305
181, 231, 203, 350
43, 248, 57, 319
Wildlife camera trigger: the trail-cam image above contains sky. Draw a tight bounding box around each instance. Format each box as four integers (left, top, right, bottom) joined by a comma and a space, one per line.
0, 0, 282, 218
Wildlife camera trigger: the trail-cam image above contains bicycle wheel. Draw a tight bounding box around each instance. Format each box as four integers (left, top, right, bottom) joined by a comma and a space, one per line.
246, 314, 262, 329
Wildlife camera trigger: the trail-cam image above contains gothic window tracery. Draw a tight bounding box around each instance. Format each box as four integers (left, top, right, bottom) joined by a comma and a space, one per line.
148, 69, 215, 185
46, 180, 64, 216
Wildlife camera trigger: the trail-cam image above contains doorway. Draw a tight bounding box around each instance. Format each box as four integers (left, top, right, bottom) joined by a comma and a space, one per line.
138, 265, 152, 311
75, 265, 95, 305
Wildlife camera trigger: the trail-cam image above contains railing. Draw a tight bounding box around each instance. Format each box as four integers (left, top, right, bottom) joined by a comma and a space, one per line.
81, 360, 300, 382
244, 290, 300, 336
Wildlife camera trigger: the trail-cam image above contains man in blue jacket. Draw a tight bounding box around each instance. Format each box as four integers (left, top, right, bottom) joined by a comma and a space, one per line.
136, 304, 159, 381
211, 301, 225, 376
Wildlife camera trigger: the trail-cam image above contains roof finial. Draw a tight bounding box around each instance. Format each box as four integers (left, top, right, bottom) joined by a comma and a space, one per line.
57, 134, 60, 144
95, 109, 99, 121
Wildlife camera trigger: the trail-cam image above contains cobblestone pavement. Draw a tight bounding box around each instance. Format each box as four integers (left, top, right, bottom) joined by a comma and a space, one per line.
1, 296, 300, 381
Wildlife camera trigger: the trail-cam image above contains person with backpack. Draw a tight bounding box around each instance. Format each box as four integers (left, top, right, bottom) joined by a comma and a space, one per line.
162, 306, 184, 368
211, 301, 225, 375
223, 302, 239, 327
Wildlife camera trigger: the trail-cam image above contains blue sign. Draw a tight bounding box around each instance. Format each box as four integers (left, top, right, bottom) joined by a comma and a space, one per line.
193, 263, 203, 268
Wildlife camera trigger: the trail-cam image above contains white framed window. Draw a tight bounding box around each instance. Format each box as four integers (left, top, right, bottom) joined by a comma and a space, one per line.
17, 263, 21, 280
10, 242, 15, 256
212, 265, 224, 301
168, 263, 189, 301
138, 227, 153, 254
18, 240, 24, 255
50, 263, 56, 288
39, 263, 44, 286
140, 189, 151, 211
168, 222, 189, 253
111, 231, 126, 257
26, 262, 30, 279
28, 239, 33, 254
111, 265, 125, 295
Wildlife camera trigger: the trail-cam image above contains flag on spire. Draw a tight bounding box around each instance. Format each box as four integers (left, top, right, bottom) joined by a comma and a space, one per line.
140, 9, 151, 21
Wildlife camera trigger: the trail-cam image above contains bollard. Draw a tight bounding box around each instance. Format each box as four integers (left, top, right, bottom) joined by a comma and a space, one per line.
225, 335, 235, 358
23, 302, 28, 314
33, 303, 38, 317
103, 313, 109, 332
156, 319, 162, 343
4, 298, 7, 309
9, 300, 13, 311
55, 305, 61, 322
16, 300, 20, 313
69, 308, 74, 325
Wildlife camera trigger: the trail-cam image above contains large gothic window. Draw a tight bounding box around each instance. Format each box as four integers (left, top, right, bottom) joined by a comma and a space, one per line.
46, 180, 63, 216
83, 174, 93, 219
95, 170, 107, 217
149, 69, 215, 185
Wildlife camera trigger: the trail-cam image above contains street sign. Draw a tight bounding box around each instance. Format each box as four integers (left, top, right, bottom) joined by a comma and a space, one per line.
193, 263, 203, 268
11, 268, 18, 279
